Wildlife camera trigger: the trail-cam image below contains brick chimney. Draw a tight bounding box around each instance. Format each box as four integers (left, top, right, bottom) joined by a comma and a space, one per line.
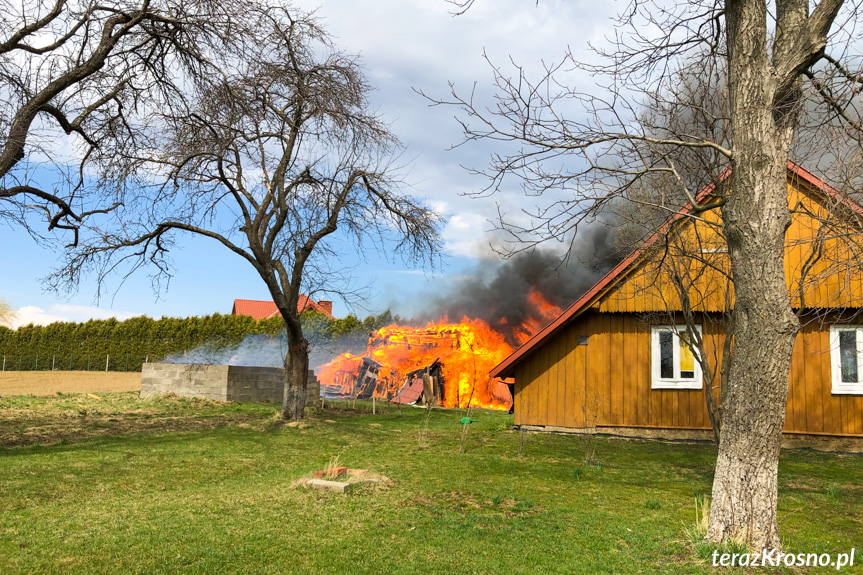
318, 300, 333, 317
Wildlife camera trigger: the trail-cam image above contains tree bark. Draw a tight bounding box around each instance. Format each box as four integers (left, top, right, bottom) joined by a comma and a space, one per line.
704, 378, 721, 445
707, 0, 801, 550
282, 338, 310, 420
279, 303, 310, 421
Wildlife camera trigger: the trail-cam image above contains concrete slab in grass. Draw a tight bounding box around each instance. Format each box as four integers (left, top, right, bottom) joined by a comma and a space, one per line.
308, 479, 351, 494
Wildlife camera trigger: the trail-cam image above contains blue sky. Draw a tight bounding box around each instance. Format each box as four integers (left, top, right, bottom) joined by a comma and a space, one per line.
0, 0, 618, 327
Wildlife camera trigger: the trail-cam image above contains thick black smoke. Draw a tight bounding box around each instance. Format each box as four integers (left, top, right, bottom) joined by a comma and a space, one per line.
419, 223, 623, 345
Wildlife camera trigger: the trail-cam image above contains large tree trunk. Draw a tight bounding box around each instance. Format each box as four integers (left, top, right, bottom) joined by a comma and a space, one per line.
707, 0, 800, 550
279, 304, 309, 421
282, 338, 310, 420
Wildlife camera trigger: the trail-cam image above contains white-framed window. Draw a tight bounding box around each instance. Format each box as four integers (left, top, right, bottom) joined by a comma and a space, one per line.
829, 326, 863, 395
650, 325, 703, 390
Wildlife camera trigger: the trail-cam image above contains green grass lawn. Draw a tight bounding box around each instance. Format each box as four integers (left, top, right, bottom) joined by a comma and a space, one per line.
0, 392, 861, 574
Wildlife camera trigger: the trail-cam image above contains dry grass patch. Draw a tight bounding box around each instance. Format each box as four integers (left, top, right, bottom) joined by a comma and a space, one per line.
0, 391, 276, 447
0, 371, 140, 396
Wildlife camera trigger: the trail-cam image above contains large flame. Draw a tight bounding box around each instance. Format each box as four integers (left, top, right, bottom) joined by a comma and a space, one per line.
315, 289, 561, 410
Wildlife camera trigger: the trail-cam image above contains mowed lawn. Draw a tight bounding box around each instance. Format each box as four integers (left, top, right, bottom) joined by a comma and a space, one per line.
0, 393, 861, 574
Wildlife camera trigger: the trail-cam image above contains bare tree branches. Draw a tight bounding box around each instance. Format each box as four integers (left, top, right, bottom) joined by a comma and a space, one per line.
0, 296, 15, 328
52, 3, 443, 419
0, 0, 237, 243
443, 0, 863, 551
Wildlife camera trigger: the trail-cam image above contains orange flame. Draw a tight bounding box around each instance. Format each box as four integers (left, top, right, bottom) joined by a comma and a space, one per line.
315, 288, 561, 410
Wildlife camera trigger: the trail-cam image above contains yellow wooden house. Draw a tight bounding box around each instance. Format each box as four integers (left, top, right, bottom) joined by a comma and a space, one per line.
491, 161, 863, 447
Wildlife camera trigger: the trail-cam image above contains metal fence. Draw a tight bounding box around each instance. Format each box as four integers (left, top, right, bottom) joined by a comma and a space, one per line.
0, 354, 151, 372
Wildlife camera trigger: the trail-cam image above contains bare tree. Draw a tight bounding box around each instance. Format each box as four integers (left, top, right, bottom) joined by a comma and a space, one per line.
0, 0, 234, 243
54, 5, 443, 420
0, 297, 15, 328
609, 61, 731, 445
437, 0, 862, 550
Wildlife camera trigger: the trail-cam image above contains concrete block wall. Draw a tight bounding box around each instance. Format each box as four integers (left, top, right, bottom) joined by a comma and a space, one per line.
141, 363, 229, 401
141, 363, 321, 405
225, 365, 284, 403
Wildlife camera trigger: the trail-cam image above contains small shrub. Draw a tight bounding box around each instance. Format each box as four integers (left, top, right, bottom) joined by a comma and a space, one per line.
684, 494, 711, 541
417, 407, 433, 450
322, 454, 343, 480
643, 498, 662, 510
490, 494, 502, 506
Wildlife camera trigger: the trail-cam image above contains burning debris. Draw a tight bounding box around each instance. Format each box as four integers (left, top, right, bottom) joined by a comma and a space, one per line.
316, 294, 563, 410
391, 359, 444, 406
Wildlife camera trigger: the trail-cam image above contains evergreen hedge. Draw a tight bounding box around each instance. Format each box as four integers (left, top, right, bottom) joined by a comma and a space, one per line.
0, 310, 398, 372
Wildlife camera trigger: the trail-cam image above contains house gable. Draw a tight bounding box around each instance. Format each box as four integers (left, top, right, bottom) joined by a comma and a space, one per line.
231, 296, 335, 320
491, 161, 863, 378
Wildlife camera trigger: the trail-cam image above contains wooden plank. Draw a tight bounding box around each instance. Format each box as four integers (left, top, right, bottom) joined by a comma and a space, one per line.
840, 394, 851, 436
534, 343, 549, 427
523, 356, 535, 426
787, 186, 806, 308
789, 332, 805, 433
562, 330, 572, 428
624, 314, 638, 426
560, 331, 569, 427
649, 326, 662, 427
854, 393, 863, 435
575, 328, 588, 428
609, 315, 624, 425
529, 352, 542, 426
658, 389, 669, 428
596, 313, 611, 424
635, 318, 647, 426
696, 320, 715, 430
783, 328, 795, 433
513, 365, 525, 425
555, 330, 570, 427
802, 325, 824, 433
826, 235, 841, 308
851, 236, 863, 307
563, 325, 577, 428
818, 326, 840, 435
520, 361, 530, 425
547, 332, 560, 428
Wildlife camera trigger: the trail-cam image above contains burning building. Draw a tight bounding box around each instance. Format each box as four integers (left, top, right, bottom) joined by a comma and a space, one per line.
316, 291, 563, 410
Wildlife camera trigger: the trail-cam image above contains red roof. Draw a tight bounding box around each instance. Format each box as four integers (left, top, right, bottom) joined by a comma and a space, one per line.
489, 160, 853, 379
231, 296, 335, 320
390, 377, 425, 405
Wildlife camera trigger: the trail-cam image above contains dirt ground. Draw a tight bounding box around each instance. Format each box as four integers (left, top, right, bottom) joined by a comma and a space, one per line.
0, 371, 140, 396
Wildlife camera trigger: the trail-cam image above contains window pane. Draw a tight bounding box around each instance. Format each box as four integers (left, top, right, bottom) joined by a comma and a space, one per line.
679, 332, 695, 379
659, 331, 673, 379
839, 330, 858, 383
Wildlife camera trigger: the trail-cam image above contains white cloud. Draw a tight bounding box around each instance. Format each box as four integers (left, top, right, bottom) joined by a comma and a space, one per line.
441, 211, 498, 257
9, 304, 140, 329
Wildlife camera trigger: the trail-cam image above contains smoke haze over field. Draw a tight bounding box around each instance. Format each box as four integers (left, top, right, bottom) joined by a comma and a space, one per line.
417, 223, 623, 344
163, 223, 623, 368
164, 334, 286, 367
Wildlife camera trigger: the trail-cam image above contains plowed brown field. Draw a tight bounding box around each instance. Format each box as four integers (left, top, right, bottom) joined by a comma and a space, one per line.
0, 371, 140, 396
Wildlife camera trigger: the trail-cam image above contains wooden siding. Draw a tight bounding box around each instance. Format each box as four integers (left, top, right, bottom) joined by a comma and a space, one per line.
512, 311, 863, 436
597, 176, 863, 313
